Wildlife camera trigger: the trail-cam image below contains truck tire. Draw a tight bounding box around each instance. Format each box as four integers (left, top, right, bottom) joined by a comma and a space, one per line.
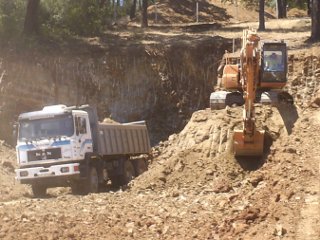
71, 182, 83, 195
31, 184, 47, 198
119, 160, 135, 185
133, 159, 148, 176
72, 166, 99, 195
85, 166, 99, 194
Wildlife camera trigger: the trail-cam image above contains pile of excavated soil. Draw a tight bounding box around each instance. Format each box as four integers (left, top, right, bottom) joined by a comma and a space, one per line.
131, 105, 288, 192
102, 118, 120, 124
0, 142, 29, 201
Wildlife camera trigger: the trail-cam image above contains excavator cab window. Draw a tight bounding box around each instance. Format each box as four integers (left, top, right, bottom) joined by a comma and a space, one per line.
261, 42, 287, 83
263, 51, 284, 72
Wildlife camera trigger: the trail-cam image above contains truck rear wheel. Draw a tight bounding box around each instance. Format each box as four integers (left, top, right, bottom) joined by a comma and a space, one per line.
71, 182, 83, 195
72, 166, 99, 195
86, 166, 99, 194
120, 160, 135, 185
31, 184, 47, 198
133, 159, 148, 176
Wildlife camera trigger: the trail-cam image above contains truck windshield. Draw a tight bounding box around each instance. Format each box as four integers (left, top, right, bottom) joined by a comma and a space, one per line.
19, 114, 74, 141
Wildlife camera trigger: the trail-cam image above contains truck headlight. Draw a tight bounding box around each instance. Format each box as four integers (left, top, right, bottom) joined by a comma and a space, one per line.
60, 167, 70, 173
20, 171, 28, 177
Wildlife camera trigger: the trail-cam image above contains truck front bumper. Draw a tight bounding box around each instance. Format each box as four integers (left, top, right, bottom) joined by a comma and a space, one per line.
15, 163, 81, 185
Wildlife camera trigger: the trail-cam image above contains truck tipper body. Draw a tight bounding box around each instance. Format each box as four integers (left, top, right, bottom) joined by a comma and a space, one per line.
15, 104, 151, 197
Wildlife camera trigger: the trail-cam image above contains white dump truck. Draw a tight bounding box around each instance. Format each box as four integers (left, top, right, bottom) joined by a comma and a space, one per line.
15, 104, 151, 197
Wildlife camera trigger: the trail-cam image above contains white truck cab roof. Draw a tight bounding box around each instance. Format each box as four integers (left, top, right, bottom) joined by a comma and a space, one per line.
18, 104, 77, 121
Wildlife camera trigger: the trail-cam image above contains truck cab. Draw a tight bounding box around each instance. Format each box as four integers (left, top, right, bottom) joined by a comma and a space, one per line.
15, 105, 93, 194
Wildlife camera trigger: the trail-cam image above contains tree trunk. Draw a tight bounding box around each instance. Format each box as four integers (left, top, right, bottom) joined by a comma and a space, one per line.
139, 0, 142, 11
283, 0, 287, 18
99, 0, 107, 8
311, 0, 320, 41
23, 0, 40, 35
258, 0, 265, 31
277, 0, 287, 18
141, 0, 148, 28
130, 0, 137, 20
113, 0, 117, 23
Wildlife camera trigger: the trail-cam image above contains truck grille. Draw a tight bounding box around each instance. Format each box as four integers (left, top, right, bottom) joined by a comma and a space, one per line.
27, 148, 62, 162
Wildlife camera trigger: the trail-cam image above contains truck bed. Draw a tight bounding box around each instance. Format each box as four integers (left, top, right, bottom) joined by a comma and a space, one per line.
97, 121, 151, 156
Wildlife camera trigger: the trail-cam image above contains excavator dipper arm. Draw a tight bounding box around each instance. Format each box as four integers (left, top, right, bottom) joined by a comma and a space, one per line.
233, 30, 265, 157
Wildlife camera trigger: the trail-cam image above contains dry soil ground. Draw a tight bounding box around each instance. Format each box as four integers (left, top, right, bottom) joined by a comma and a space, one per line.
0, 3, 319, 240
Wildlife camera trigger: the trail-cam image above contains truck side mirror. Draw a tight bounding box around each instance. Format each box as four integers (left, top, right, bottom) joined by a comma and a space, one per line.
13, 124, 17, 142
75, 117, 79, 136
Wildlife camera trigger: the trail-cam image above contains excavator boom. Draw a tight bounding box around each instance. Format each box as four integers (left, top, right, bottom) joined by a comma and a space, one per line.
233, 30, 265, 157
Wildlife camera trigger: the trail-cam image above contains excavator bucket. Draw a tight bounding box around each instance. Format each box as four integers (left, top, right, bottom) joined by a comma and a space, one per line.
233, 130, 265, 156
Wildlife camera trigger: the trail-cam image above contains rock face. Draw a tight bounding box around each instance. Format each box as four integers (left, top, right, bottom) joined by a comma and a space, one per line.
0, 35, 230, 145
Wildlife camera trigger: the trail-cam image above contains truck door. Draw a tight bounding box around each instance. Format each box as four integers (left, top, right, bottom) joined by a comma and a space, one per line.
74, 115, 93, 159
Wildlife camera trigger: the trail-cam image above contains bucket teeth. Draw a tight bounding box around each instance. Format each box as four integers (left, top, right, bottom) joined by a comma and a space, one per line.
233, 130, 265, 157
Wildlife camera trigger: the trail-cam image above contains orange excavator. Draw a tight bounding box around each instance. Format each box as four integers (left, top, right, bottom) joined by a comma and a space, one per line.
210, 30, 292, 156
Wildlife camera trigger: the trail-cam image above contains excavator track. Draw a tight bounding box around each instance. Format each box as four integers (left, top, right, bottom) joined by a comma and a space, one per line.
210, 91, 244, 110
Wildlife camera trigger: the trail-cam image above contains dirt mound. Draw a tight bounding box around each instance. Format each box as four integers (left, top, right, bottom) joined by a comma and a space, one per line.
102, 118, 120, 124
146, 0, 262, 25
287, 8, 308, 18
0, 143, 28, 201
131, 105, 288, 192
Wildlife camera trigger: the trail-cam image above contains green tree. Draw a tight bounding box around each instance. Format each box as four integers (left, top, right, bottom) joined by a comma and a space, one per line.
0, 0, 26, 38
41, 0, 114, 36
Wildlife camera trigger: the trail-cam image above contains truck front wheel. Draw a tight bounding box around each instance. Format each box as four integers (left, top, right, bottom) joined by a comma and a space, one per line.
31, 184, 47, 198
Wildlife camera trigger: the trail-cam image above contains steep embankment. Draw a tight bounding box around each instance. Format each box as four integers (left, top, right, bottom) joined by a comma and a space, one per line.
0, 34, 230, 145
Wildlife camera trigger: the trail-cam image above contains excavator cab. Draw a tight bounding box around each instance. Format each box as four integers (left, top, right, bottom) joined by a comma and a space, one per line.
260, 42, 287, 89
